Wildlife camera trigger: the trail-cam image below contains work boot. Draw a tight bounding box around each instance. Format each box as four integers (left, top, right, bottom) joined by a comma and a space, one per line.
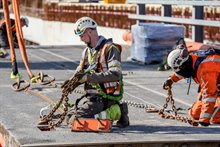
116, 102, 129, 128
0, 48, 8, 58
199, 122, 210, 127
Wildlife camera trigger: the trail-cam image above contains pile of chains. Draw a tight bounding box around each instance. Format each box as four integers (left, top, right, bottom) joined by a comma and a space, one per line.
158, 87, 192, 124
39, 73, 83, 129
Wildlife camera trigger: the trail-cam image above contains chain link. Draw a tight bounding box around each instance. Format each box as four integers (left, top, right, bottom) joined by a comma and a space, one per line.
39, 73, 82, 129
39, 79, 196, 128
158, 87, 192, 123
73, 87, 198, 125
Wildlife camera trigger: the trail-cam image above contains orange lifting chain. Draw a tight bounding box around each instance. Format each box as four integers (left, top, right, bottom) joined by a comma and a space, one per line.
2, 0, 55, 91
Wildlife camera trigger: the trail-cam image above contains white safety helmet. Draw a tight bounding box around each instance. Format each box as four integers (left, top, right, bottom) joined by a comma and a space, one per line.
167, 44, 189, 72
20, 17, 29, 27
74, 17, 97, 36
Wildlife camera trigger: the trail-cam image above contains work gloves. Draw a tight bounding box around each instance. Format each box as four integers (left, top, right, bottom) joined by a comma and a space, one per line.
74, 70, 87, 84
61, 71, 87, 89
78, 74, 87, 83
163, 78, 173, 90
61, 79, 69, 89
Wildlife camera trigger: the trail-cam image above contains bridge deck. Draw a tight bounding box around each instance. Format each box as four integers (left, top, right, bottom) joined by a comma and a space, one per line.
0, 45, 220, 147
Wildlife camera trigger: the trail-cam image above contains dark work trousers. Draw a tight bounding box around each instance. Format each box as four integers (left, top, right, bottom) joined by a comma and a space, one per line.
66, 94, 117, 126
0, 30, 9, 48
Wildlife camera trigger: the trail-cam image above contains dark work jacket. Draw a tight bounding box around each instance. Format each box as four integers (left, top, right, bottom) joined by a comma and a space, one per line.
0, 19, 17, 47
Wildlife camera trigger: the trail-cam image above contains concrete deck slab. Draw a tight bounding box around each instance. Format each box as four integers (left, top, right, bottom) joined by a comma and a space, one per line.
0, 45, 220, 147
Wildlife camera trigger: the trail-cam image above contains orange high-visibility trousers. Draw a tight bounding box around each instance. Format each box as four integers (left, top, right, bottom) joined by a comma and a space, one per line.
189, 56, 220, 124
189, 93, 202, 121
198, 55, 220, 123
189, 95, 220, 124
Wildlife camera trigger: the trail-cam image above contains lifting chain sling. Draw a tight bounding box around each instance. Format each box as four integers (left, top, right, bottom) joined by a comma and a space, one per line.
73, 89, 159, 112
90, 79, 198, 126
2, 0, 55, 91
158, 87, 199, 126
39, 72, 83, 129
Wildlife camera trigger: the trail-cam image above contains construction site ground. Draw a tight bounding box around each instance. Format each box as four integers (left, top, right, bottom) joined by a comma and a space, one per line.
0, 45, 220, 147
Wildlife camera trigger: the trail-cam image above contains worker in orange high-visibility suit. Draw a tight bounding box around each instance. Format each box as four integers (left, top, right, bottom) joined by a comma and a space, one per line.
163, 44, 220, 126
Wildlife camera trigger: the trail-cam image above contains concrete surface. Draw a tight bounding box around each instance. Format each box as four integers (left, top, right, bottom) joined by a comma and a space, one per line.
0, 45, 220, 147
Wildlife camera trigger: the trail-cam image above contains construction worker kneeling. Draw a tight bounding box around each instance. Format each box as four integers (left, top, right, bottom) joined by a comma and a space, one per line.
163, 43, 220, 126
64, 17, 129, 129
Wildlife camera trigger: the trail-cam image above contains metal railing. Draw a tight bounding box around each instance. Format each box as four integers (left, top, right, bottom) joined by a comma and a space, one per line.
127, 0, 220, 42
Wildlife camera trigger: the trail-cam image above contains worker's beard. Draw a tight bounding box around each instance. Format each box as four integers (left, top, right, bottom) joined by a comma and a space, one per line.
176, 57, 193, 78
86, 36, 92, 48
86, 42, 92, 48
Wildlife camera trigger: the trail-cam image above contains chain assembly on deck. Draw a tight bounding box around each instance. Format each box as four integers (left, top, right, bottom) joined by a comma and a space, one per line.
112, 86, 196, 125
71, 88, 159, 112
11, 72, 55, 92
30, 72, 55, 85
38, 71, 84, 129
11, 78, 30, 92
123, 100, 159, 113
158, 87, 198, 126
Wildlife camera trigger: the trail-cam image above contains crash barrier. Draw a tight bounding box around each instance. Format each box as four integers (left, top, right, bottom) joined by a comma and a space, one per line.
129, 23, 184, 64
127, 0, 220, 43
19, 0, 220, 42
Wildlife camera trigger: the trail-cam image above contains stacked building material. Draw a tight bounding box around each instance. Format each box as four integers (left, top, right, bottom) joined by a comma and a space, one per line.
130, 23, 185, 64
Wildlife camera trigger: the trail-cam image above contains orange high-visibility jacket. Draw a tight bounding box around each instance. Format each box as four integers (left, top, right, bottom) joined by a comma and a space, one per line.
170, 53, 220, 123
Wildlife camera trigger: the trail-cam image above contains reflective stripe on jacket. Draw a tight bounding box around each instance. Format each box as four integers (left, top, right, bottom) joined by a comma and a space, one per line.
79, 42, 122, 98
98, 43, 122, 95
196, 54, 220, 123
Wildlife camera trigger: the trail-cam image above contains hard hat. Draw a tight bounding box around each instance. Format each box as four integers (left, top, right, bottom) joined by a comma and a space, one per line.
20, 17, 29, 27
74, 17, 97, 36
167, 45, 189, 72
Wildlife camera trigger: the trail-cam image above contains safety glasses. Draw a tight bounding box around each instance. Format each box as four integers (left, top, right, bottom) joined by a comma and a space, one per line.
74, 28, 86, 36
